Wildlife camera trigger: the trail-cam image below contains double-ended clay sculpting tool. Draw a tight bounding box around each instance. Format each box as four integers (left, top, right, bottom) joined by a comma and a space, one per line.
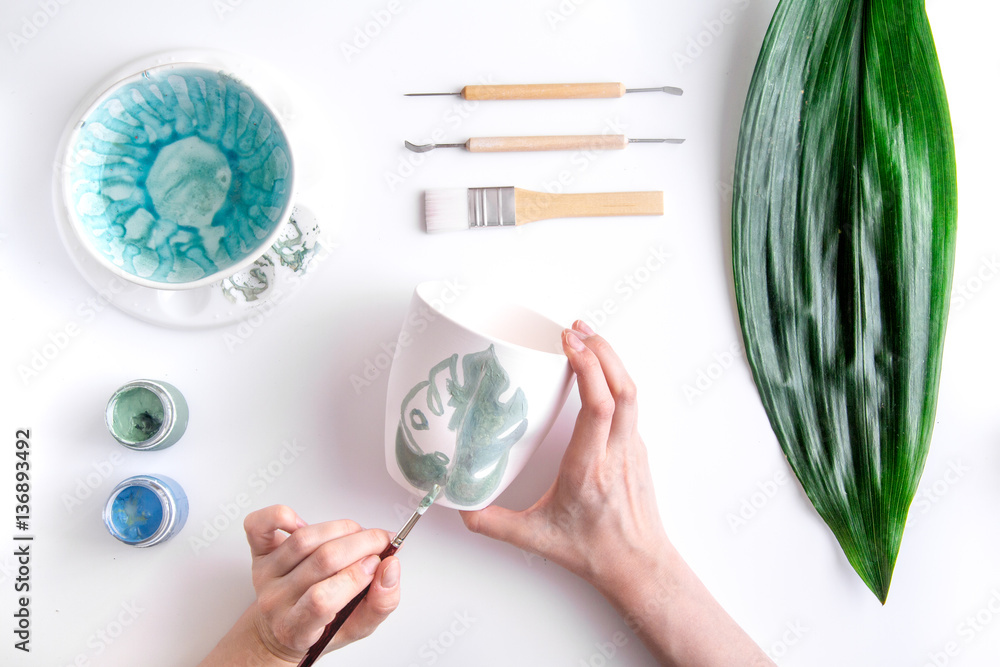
406, 82, 683, 100
405, 135, 684, 154
425, 187, 663, 233
297, 484, 441, 667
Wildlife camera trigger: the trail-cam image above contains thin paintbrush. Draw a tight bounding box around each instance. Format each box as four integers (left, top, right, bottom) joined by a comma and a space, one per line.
297, 485, 441, 667
424, 187, 664, 233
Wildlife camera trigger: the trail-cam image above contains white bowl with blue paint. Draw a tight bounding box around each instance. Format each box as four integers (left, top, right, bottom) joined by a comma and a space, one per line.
60, 62, 295, 290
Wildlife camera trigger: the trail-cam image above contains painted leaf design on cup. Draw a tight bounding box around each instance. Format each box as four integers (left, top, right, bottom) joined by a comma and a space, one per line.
395, 345, 529, 506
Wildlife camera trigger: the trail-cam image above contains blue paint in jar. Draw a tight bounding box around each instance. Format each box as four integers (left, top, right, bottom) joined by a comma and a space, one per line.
110, 485, 164, 542
104, 475, 188, 547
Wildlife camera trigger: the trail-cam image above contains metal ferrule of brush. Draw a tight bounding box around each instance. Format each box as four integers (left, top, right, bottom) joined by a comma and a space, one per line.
393, 511, 421, 546
468, 186, 517, 228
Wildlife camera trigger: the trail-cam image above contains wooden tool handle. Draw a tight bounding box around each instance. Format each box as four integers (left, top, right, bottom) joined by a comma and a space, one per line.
461, 82, 626, 100
467, 135, 628, 153
514, 189, 664, 225
298, 542, 398, 667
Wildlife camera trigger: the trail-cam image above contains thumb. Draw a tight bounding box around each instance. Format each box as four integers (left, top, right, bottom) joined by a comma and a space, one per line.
460, 505, 536, 552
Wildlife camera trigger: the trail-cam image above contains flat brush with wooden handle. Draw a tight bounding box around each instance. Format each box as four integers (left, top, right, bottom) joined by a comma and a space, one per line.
425, 187, 664, 233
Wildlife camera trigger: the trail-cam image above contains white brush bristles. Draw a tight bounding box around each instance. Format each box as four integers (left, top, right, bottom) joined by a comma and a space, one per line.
424, 188, 470, 233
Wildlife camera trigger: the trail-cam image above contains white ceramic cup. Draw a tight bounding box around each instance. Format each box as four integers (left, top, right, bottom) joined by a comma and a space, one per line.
384, 281, 575, 511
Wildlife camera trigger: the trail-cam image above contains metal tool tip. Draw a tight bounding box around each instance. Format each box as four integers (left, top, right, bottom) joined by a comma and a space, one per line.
625, 85, 684, 96
628, 138, 687, 145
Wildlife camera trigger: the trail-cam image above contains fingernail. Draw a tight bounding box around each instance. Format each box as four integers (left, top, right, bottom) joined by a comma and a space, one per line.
295, 517, 307, 528
381, 559, 400, 588
361, 555, 380, 576
575, 320, 596, 336
564, 329, 586, 352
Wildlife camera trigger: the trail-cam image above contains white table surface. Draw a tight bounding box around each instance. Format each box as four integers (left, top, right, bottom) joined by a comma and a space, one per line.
2, 1, 998, 665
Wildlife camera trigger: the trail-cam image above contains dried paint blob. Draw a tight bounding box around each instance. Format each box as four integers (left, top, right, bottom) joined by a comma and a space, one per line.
110, 386, 164, 443
109, 485, 164, 543
103, 475, 189, 547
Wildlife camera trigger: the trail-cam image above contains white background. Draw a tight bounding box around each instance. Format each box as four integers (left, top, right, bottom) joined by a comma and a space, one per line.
2, 1, 998, 666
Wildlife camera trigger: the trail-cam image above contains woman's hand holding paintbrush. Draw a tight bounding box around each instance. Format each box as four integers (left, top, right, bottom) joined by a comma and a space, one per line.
196, 508, 403, 666
296, 486, 439, 666
199, 326, 774, 667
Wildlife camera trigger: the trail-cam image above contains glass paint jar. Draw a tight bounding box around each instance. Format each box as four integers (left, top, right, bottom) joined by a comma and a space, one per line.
105, 380, 188, 451
103, 475, 188, 547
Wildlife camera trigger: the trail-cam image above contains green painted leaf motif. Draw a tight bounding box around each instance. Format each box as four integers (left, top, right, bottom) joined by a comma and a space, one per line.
445, 345, 528, 505
732, 0, 957, 602
394, 346, 528, 506
396, 356, 457, 491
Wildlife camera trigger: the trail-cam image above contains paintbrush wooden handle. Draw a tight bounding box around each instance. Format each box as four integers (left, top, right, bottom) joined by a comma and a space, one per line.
514, 189, 664, 225
297, 543, 399, 667
461, 82, 625, 100
467, 134, 628, 152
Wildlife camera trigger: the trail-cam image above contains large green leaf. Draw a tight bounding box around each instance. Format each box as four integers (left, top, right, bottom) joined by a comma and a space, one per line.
732, 0, 957, 602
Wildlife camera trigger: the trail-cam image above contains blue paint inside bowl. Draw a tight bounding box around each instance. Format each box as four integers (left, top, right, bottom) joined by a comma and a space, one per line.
109, 485, 164, 543
67, 65, 293, 285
